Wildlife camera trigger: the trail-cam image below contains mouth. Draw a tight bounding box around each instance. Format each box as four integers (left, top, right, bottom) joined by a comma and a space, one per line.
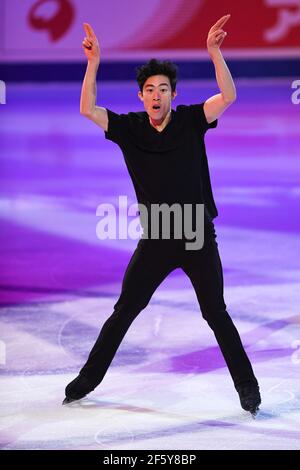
152, 104, 161, 112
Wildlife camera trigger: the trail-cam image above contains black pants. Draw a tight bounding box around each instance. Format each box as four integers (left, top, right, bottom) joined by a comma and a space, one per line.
80, 220, 258, 390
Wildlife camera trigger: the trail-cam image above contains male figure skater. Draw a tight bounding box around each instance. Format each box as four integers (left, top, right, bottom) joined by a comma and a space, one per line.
63, 15, 261, 416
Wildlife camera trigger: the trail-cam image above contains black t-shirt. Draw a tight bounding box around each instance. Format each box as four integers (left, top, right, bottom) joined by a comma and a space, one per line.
104, 103, 218, 235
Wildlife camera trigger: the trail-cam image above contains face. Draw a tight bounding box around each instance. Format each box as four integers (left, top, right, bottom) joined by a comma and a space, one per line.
138, 74, 177, 123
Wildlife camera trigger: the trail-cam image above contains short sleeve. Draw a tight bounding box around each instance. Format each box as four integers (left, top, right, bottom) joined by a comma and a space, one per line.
104, 108, 128, 144
186, 103, 218, 134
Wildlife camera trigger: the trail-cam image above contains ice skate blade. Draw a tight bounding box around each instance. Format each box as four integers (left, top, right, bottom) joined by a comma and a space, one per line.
250, 407, 260, 419
62, 396, 81, 405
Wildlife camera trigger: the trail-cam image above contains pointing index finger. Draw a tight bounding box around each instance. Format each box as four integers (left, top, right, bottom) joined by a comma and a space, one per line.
83, 22, 96, 39
211, 14, 231, 32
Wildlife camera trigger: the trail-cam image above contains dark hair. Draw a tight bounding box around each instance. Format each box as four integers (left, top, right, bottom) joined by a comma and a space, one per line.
135, 58, 178, 92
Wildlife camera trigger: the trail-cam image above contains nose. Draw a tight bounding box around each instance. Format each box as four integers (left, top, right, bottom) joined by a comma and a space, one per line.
153, 90, 160, 100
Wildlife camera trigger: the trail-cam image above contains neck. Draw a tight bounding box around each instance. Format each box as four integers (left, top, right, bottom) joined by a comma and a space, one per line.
149, 110, 171, 130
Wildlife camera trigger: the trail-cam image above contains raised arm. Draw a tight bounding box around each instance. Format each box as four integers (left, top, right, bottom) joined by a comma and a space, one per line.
80, 23, 108, 131
204, 14, 236, 124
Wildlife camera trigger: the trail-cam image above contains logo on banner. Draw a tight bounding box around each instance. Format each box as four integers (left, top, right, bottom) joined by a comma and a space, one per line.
264, 0, 300, 42
28, 0, 75, 41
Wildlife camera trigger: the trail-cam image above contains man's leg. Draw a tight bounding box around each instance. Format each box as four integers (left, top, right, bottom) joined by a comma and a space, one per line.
64, 239, 178, 402
181, 222, 258, 390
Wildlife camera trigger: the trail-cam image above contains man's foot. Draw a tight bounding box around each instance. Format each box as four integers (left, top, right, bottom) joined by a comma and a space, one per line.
62, 374, 95, 405
237, 383, 261, 417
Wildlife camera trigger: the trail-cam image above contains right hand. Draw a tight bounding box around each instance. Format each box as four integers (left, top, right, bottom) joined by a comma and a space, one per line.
82, 23, 100, 63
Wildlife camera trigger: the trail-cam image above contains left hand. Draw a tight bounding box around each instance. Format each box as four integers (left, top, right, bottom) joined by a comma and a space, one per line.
207, 14, 230, 53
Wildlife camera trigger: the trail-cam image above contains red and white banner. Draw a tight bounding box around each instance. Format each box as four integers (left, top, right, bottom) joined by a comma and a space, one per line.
0, 0, 299, 62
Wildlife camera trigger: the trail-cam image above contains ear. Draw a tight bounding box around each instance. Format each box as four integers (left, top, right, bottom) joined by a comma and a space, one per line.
172, 90, 177, 100
138, 90, 144, 102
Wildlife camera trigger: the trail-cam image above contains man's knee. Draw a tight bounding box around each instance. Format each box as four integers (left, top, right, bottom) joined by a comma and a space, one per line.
201, 304, 229, 327
111, 294, 151, 320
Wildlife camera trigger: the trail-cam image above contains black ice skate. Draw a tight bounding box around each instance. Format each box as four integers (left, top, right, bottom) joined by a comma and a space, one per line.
62, 374, 95, 405
237, 383, 261, 418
